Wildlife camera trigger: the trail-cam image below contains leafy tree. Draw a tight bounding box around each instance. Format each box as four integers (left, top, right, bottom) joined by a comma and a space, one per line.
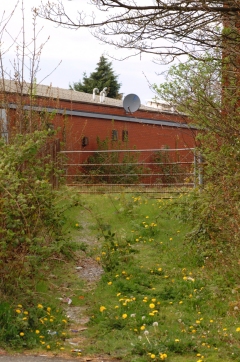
70, 55, 122, 99
154, 54, 240, 258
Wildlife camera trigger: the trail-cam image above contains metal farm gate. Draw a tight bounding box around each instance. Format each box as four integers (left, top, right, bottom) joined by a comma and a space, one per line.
60, 148, 202, 194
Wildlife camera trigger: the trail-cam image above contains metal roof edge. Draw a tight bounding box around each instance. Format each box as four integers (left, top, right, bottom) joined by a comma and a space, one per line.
8, 103, 197, 129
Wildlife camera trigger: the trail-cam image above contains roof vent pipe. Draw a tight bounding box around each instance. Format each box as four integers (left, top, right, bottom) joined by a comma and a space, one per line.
93, 88, 99, 101
100, 87, 108, 103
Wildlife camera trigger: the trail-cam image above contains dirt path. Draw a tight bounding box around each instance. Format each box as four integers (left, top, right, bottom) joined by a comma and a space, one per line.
60, 216, 119, 361
1, 215, 119, 362
0, 354, 119, 362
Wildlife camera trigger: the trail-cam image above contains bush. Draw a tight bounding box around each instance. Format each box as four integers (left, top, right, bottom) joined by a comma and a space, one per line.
0, 131, 76, 297
82, 136, 146, 184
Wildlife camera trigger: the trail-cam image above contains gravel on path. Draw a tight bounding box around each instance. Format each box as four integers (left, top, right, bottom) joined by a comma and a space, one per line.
0, 354, 118, 362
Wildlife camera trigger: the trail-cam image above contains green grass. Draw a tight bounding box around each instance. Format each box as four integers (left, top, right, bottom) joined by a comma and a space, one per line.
63, 192, 240, 362
2, 190, 239, 361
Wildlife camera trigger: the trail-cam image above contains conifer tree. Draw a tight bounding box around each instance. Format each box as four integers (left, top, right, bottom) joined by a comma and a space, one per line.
70, 55, 122, 99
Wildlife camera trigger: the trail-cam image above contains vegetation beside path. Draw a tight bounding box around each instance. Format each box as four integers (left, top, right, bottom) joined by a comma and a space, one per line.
1, 190, 240, 362
64, 192, 240, 362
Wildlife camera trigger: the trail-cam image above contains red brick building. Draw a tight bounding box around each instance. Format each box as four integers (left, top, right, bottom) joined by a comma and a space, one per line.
1, 79, 196, 149
1, 80, 197, 186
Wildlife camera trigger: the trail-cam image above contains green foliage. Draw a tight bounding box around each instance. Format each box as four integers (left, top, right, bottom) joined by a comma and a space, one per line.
70, 55, 122, 99
82, 136, 146, 184
153, 147, 185, 185
0, 302, 68, 350
153, 54, 222, 122
97, 227, 136, 272
73, 194, 240, 362
153, 54, 240, 250
0, 131, 77, 297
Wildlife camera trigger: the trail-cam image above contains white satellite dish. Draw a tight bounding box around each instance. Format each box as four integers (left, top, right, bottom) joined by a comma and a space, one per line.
123, 94, 141, 113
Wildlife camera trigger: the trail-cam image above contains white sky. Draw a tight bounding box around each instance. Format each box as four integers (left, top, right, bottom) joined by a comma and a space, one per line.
1, 0, 169, 104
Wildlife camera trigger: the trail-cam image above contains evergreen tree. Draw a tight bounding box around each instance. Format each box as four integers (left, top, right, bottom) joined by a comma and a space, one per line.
70, 55, 122, 99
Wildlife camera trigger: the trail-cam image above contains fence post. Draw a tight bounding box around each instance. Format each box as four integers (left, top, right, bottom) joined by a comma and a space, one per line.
194, 149, 197, 188
198, 153, 204, 190
194, 150, 204, 189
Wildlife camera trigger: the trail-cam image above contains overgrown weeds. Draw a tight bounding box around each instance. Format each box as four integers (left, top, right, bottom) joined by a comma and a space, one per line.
70, 193, 240, 362
1, 189, 240, 360
0, 131, 79, 299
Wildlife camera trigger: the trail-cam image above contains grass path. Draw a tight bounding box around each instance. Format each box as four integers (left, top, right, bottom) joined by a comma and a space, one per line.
62, 193, 240, 362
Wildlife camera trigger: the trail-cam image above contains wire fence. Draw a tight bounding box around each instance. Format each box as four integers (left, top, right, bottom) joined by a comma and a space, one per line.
60, 148, 202, 194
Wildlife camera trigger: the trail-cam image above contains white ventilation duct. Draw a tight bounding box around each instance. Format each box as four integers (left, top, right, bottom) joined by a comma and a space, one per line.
100, 87, 108, 103
93, 88, 99, 101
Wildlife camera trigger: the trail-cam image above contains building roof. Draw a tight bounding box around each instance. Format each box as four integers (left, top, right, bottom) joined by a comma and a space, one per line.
0, 78, 161, 113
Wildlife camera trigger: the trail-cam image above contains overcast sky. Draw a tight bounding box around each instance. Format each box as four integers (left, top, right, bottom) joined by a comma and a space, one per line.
1, 0, 169, 105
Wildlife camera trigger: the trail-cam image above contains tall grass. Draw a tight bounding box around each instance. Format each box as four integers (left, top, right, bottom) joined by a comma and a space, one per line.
69, 193, 240, 362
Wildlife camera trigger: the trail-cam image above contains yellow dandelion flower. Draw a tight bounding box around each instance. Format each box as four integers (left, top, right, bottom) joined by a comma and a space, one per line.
46, 345, 51, 349
150, 354, 156, 359
47, 307, 51, 312
37, 304, 43, 309
35, 330, 40, 334
23, 311, 28, 315
236, 327, 240, 332
160, 353, 167, 360
122, 314, 128, 319
149, 303, 155, 309
17, 304, 22, 308
140, 325, 145, 330
15, 309, 21, 314
108, 281, 112, 285
100, 306, 106, 312
19, 332, 24, 336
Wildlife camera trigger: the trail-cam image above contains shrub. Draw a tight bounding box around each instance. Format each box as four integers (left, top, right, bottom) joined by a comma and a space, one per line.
82, 136, 146, 184
0, 131, 76, 297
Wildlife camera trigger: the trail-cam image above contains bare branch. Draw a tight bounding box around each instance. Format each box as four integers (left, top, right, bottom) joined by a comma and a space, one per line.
36, 0, 240, 62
